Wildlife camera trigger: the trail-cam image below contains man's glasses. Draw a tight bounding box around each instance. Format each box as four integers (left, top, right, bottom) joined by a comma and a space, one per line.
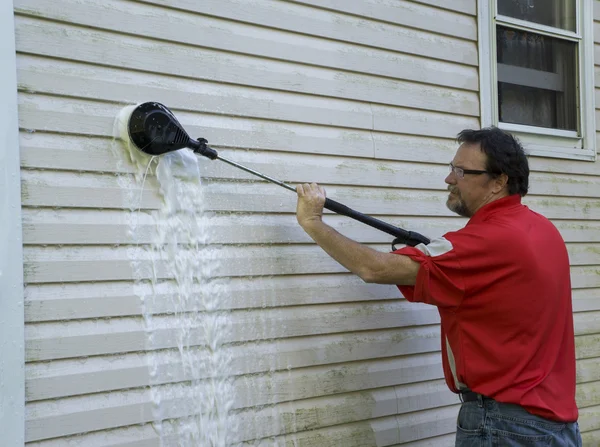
449, 163, 492, 179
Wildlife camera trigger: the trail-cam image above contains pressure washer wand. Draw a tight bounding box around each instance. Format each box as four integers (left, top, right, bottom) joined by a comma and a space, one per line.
219, 155, 296, 193
193, 138, 430, 248
124, 101, 430, 248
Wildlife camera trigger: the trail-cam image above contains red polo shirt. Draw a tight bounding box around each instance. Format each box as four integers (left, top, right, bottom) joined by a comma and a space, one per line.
395, 195, 578, 422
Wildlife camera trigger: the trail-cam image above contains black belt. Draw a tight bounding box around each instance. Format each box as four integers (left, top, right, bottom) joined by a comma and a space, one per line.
460, 391, 492, 403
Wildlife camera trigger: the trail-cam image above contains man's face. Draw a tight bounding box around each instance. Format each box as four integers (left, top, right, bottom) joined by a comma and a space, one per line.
445, 143, 498, 218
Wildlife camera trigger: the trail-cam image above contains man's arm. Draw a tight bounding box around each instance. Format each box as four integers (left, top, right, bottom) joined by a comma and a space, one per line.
296, 183, 420, 285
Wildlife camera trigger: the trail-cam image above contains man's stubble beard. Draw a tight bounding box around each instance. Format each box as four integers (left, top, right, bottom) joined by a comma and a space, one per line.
446, 188, 471, 218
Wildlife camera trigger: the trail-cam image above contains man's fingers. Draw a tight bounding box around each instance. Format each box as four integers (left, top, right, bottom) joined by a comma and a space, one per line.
297, 183, 326, 198
308, 183, 323, 194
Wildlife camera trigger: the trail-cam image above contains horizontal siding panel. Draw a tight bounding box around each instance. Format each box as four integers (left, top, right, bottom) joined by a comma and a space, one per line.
22, 243, 600, 284
19, 99, 600, 174
582, 429, 600, 446
28, 378, 597, 447
24, 275, 402, 319
21, 206, 600, 247
567, 245, 600, 266
133, 0, 477, 64
25, 394, 384, 445
25, 424, 163, 447
19, 130, 600, 198
27, 352, 444, 403
14, 0, 478, 90
23, 277, 600, 324
573, 289, 600, 312
270, 406, 459, 446
574, 312, 600, 336
235, 382, 457, 442
16, 77, 364, 141
17, 96, 469, 158
14, 18, 479, 115
20, 208, 464, 246
393, 433, 455, 447
570, 266, 600, 289
578, 358, 600, 384
27, 394, 459, 445
26, 324, 441, 363
16, 58, 375, 131
372, 105, 478, 139
576, 334, 600, 360
287, 0, 477, 40
21, 170, 161, 211
40, 419, 489, 447
18, 130, 455, 169
21, 244, 368, 282
25, 301, 439, 356
26, 388, 155, 442
27, 349, 600, 407
19, 170, 442, 213
21, 170, 600, 220
409, 0, 475, 16
25, 294, 434, 344
576, 380, 600, 409
24, 311, 600, 368
236, 387, 400, 442
579, 405, 600, 433
15, 129, 461, 178
509, 152, 600, 178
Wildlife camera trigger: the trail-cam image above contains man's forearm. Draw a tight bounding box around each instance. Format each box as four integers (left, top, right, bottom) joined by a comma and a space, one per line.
301, 219, 419, 285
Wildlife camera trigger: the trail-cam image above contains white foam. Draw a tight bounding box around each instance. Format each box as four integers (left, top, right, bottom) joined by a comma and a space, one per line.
114, 105, 239, 446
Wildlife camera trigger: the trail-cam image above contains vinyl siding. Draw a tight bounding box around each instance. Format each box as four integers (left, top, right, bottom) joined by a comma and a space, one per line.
13, 0, 600, 445
579, 3, 600, 445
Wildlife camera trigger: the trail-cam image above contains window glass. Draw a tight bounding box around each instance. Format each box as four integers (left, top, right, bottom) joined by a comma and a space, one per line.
496, 26, 577, 130
498, 0, 576, 31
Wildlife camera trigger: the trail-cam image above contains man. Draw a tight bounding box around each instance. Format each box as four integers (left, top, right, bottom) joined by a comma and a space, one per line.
296, 127, 582, 446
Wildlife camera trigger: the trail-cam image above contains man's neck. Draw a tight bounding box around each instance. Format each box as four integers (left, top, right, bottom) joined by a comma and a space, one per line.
471, 191, 510, 216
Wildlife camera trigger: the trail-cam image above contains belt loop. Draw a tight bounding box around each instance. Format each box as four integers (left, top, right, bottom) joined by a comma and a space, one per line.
477, 393, 483, 407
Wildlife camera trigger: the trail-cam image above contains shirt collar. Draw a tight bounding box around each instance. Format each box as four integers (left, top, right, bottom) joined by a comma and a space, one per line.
467, 194, 523, 225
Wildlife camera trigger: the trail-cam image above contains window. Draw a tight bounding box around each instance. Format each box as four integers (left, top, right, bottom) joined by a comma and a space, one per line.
478, 0, 596, 160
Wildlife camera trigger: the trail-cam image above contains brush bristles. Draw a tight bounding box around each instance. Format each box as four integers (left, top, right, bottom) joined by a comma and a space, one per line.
114, 104, 154, 171
114, 105, 137, 143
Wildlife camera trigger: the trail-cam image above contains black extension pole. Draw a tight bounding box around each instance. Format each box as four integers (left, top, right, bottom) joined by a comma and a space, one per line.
126, 101, 431, 248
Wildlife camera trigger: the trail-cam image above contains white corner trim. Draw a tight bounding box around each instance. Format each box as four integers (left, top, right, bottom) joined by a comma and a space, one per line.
579, 0, 597, 158
0, 2, 24, 446
477, 0, 596, 161
478, 0, 496, 128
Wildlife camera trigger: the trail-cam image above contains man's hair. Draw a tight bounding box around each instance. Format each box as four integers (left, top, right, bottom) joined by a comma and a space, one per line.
456, 127, 529, 197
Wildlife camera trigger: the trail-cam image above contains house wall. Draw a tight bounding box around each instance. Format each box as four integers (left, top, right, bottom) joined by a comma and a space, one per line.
13, 0, 600, 445
1, 1, 25, 446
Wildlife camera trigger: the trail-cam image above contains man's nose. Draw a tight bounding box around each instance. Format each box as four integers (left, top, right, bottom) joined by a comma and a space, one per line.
445, 173, 455, 185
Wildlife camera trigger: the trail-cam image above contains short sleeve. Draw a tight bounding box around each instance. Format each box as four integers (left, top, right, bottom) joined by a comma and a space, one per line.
393, 236, 466, 309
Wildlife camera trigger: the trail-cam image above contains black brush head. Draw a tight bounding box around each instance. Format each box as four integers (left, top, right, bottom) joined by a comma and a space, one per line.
127, 102, 196, 156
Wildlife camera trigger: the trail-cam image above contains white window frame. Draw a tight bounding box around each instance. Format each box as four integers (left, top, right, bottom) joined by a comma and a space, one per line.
1, 1, 25, 446
478, 0, 596, 161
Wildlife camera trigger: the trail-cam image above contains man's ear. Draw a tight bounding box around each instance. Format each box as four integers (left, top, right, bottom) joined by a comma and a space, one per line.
493, 173, 509, 193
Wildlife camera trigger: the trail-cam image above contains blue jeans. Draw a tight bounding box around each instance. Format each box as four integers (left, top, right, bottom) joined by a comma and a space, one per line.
456, 396, 582, 446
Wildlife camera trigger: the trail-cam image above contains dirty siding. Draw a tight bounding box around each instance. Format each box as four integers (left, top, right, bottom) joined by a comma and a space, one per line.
13, 0, 600, 445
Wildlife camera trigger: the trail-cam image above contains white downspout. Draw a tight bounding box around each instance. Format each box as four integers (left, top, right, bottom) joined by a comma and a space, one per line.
0, 1, 25, 446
